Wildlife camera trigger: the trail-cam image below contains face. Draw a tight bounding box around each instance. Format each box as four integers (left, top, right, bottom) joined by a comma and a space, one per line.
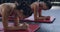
39, 2, 48, 10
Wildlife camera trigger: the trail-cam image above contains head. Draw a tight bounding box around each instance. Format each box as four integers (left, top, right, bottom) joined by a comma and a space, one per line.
39, 1, 52, 10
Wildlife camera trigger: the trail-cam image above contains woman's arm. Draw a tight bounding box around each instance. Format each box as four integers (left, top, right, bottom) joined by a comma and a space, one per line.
38, 7, 42, 17
31, 2, 41, 20
34, 5, 38, 20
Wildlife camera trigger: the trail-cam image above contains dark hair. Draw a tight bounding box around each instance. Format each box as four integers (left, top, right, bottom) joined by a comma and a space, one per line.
44, 1, 52, 9
16, 1, 33, 17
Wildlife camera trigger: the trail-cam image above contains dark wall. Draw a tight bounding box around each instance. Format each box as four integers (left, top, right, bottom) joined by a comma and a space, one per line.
40, 0, 60, 2
0, 0, 37, 4
0, 0, 15, 4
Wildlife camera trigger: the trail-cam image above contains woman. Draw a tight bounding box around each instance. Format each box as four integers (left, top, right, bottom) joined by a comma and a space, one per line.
0, 1, 52, 30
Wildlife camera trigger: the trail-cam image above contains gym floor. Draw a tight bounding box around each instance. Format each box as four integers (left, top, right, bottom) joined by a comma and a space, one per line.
0, 6, 60, 32
37, 6, 60, 32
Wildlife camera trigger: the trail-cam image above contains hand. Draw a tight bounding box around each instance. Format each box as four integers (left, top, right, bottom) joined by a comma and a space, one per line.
6, 26, 21, 30
37, 16, 50, 20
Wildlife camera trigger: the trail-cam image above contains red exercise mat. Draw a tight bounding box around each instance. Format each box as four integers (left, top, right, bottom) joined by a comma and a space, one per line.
0, 14, 55, 23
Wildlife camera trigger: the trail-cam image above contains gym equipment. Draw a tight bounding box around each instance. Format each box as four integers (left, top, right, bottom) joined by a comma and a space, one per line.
0, 22, 40, 32
2, 14, 55, 23
0, 15, 55, 32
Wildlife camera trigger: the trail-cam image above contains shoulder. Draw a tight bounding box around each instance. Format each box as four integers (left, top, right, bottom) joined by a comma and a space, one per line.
1, 3, 16, 8
31, 2, 39, 6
